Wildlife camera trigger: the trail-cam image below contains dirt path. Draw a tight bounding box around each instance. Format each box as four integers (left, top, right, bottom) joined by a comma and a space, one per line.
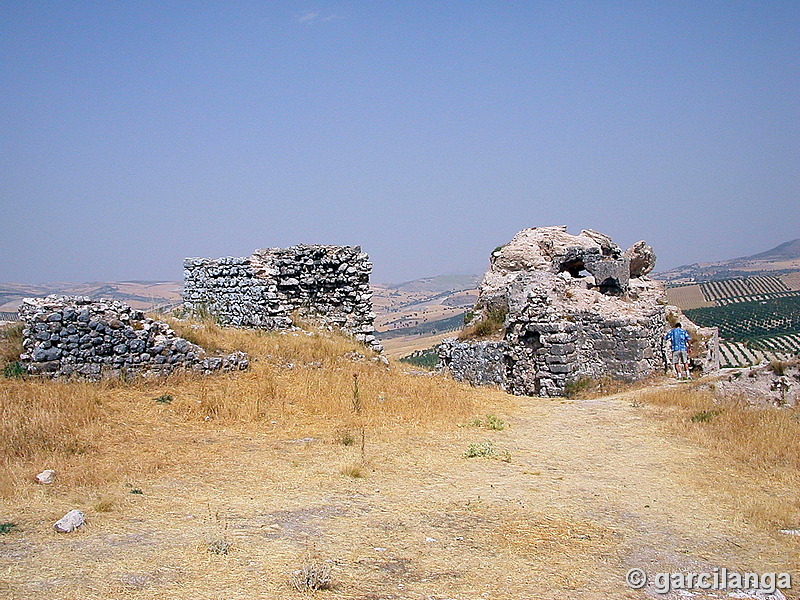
2, 383, 797, 599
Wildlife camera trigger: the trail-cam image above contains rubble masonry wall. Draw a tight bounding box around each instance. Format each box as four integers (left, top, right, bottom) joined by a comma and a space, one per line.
182, 244, 381, 352
18, 296, 248, 379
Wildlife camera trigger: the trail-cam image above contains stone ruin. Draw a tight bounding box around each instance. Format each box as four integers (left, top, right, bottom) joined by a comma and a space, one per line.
182, 244, 382, 352
439, 226, 719, 397
18, 295, 248, 379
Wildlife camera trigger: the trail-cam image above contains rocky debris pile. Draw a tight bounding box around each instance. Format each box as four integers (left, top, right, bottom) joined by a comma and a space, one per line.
711, 359, 799, 406
183, 244, 382, 353
440, 226, 719, 397
18, 296, 248, 380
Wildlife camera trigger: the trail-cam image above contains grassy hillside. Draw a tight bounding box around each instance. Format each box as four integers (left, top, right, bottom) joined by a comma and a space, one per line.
1, 321, 799, 598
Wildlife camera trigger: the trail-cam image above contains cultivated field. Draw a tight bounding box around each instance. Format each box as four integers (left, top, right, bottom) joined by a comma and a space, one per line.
669, 274, 800, 367
1, 322, 799, 599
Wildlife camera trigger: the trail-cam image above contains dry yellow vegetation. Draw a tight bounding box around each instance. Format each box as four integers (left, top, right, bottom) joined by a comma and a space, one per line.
664, 285, 715, 309
1, 321, 799, 599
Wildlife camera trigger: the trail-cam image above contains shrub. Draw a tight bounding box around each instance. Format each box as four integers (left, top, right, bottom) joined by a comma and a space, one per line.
3, 361, 25, 379
207, 539, 231, 555
465, 441, 495, 458
0, 323, 24, 369
291, 561, 333, 591
0, 522, 15, 534
467, 414, 506, 430
458, 306, 508, 340
769, 358, 797, 376
337, 430, 355, 446
465, 441, 511, 462
563, 378, 594, 398
690, 409, 720, 423
399, 347, 440, 369
340, 462, 366, 478
484, 414, 505, 430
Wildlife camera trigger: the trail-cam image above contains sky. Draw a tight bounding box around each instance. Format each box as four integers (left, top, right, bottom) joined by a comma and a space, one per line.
1, 1, 798, 284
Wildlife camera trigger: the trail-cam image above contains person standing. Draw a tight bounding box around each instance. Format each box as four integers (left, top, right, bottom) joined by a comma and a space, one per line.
665, 323, 691, 380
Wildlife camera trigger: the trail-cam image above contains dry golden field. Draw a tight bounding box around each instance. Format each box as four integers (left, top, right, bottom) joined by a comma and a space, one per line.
664, 285, 714, 310
1, 321, 799, 599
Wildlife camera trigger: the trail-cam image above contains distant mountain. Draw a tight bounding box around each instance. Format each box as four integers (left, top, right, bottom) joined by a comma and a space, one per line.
381, 274, 480, 295
748, 238, 800, 261
371, 274, 480, 357
655, 238, 800, 284
0, 280, 182, 313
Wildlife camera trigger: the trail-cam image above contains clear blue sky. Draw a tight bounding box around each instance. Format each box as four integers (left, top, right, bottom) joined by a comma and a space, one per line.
1, 1, 798, 284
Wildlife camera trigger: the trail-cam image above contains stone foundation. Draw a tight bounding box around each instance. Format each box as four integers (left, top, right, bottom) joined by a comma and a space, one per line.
18, 296, 248, 379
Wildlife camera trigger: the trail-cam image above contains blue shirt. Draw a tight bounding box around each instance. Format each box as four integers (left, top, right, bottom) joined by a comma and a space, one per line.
665, 327, 690, 352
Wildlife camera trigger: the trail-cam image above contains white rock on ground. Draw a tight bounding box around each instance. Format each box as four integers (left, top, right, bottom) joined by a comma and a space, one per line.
53, 509, 85, 533
35, 469, 56, 484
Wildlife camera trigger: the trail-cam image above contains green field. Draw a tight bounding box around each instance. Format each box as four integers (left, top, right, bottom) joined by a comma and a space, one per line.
686, 296, 800, 359
378, 312, 467, 340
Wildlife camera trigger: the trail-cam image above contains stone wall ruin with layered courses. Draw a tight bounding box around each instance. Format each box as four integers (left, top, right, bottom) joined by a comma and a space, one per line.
439, 226, 719, 397
18, 295, 248, 379
182, 244, 382, 352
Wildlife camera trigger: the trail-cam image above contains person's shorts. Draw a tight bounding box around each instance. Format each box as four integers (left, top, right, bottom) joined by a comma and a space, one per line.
671, 350, 688, 364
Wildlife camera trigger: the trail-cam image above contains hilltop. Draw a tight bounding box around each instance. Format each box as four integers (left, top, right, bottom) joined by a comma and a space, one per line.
2, 238, 799, 363
0, 319, 798, 599
655, 237, 800, 284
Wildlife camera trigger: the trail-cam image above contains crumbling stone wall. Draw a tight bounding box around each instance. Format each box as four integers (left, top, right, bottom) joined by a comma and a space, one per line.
182, 245, 381, 352
437, 340, 508, 387
440, 227, 719, 397
19, 296, 248, 379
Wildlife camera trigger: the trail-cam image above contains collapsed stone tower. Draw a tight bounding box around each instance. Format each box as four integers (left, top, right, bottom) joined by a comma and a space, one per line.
440, 226, 718, 396
183, 244, 382, 352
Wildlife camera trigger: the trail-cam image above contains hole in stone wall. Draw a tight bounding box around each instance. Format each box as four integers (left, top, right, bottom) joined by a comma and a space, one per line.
520, 330, 544, 350
559, 259, 588, 278
597, 277, 624, 296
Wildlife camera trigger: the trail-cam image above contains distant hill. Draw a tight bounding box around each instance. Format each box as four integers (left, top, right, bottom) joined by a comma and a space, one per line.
748, 238, 800, 261
656, 238, 800, 284
0, 281, 182, 314
381, 274, 480, 295
371, 274, 480, 357
657, 238, 800, 368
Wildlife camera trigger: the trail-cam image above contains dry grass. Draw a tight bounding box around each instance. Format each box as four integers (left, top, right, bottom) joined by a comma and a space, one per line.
4, 320, 799, 598
0, 319, 499, 501
0, 321, 24, 368
636, 385, 800, 471
457, 306, 507, 340
0, 379, 104, 458
0, 319, 520, 599
634, 384, 800, 526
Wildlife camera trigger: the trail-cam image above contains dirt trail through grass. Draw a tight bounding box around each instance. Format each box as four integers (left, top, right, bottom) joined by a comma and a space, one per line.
2, 381, 798, 599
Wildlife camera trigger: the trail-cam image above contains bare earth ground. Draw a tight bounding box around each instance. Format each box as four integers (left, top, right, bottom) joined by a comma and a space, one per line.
1, 382, 798, 599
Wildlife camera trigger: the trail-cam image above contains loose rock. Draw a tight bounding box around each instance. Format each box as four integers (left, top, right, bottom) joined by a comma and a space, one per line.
35, 469, 56, 484
53, 509, 85, 533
